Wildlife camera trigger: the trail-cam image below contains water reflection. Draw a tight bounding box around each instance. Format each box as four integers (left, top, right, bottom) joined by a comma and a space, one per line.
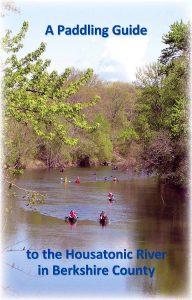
3, 167, 188, 297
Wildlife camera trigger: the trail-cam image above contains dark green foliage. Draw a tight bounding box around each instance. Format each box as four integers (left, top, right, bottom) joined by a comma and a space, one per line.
160, 20, 189, 67
134, 20, 189, 186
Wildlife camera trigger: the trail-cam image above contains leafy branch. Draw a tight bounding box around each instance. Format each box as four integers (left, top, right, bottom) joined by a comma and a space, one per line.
5, 178, 47, 206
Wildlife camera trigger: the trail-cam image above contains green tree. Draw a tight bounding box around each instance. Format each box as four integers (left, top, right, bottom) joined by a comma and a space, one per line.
159, 20, 189, 67
135, 63, 164, 142
134, 20, 189, 186
159, 20, 189, 140
92, 114, 113, 162
3, 21, 99, 167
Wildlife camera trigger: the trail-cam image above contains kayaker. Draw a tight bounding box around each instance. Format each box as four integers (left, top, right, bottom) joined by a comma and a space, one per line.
112, 177, 119, 182
100, 211, 107, 220
108, 192, 115, 201
75, 177, 80, 184
69, 210, 77, 219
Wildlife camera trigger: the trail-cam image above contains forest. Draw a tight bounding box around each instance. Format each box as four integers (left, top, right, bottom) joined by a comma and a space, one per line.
3, 20, 189, 188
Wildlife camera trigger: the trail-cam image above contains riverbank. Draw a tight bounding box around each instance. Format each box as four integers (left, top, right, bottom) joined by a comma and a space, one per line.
7, 155, 124, 170
4, 158, 188, 190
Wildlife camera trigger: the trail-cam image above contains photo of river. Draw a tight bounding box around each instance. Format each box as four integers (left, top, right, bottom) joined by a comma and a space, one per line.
3, 167, 188, 297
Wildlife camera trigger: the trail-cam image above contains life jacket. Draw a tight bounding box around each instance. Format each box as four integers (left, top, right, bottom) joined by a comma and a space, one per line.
70, 211, 77, 218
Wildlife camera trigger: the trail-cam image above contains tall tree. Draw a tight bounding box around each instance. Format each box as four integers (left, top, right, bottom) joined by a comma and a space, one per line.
159, 20, 189, 140
134, 20, 189, 186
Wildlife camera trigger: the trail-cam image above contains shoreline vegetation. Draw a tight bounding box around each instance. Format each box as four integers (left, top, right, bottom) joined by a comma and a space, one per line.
3, 20, 189, 189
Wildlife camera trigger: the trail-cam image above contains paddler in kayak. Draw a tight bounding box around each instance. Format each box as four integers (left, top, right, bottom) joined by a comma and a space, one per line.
112, 176, 119, 182
100, 211, 106, 219
67, 210, 78, 223
64, 177, 68, 183
99, 211, 109, 225
75, 177, 80, 184
69, 210, 77, 218
108, 192, 115, 202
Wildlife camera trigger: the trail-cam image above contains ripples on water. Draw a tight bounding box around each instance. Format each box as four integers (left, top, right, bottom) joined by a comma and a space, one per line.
4, 167, 188, 297
17, 168, 141, 224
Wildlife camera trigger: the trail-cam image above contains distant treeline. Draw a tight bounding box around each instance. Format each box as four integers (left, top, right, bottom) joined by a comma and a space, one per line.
3, 20, 189, 187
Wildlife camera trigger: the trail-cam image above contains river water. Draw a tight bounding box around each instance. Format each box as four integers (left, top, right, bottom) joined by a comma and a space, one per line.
3, 167, 189, 298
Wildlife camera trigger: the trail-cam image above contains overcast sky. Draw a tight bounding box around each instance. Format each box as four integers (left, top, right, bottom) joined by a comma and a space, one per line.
2, 0, 190, 82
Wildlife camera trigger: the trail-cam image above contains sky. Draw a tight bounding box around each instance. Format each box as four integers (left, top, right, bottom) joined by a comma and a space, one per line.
1, 0, 190, 83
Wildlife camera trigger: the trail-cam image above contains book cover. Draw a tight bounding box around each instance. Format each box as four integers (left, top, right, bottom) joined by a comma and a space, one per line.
1, 0, 191, 299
